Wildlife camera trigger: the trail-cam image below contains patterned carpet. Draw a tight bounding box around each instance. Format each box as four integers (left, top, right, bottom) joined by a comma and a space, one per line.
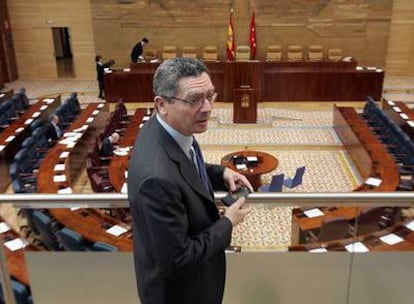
2, 77, 414, 251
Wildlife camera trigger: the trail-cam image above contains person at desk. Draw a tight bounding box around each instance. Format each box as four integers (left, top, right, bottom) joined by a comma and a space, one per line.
101, 132, 120, 157
128, 57, 252, 304
95, 55, 115, 100
45, 114, 63, 141
130, 37, 149, 63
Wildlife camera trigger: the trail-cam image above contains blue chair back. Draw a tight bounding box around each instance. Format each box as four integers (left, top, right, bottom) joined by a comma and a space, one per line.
259, 174, 284, 192
59, 227, 87, 251
90, 241, 118, 252
284, 166, 306, 188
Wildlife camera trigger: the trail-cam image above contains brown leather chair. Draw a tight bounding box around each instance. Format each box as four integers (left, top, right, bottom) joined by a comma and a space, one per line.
162, 46, 178, 60
328, 48, 343, 61
287, 45, 303, 61
202, 46, 219, 61
308, 45, 324, 61
266, 45, 282, 61
182, 46, 197, 59
235, 45, 250, 62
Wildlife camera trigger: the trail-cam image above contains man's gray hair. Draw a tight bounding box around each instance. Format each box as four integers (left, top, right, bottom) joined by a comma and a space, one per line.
153, 57, 210, 99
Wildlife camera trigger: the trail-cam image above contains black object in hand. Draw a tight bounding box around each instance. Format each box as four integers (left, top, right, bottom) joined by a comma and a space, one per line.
221, 186, 251, 206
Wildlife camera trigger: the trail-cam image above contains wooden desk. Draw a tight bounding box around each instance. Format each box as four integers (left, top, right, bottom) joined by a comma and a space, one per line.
221, 150, 278, 190
109, 108, 149, 192
37, 103, 108, 193
333, 104, 399, 191
382, 99, 414, 141
105, 61, 383, 102
1, 215, 40, 285
0, 96, 60, 192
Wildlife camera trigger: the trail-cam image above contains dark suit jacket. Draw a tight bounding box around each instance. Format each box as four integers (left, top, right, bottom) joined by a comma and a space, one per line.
130, 42, 143, 63
44, 121, 61, 141
100, 137, 114, 157
128, 116, 232, 304
96, 61, 113, 82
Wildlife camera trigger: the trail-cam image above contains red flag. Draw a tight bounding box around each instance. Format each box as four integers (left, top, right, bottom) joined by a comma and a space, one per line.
249, 12, 257, 60
226, 8, 235, 61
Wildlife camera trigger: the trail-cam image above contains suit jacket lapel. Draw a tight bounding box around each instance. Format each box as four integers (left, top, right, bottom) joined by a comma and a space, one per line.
152, 118, 214, 203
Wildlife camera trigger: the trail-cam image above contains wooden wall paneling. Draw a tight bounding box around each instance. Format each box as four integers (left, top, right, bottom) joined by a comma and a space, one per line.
33, 27, 57, 78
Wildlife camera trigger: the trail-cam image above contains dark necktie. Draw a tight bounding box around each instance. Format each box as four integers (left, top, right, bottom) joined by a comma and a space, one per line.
191, 139, 210, 192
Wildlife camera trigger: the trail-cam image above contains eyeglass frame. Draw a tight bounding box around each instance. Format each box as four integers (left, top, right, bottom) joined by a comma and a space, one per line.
161, 92, 218, 108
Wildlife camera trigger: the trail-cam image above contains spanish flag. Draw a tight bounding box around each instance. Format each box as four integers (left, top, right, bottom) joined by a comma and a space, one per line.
226, 8, 235, 61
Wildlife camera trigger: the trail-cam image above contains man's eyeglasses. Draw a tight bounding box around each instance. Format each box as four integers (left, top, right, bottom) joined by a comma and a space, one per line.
164, 92, 218, 108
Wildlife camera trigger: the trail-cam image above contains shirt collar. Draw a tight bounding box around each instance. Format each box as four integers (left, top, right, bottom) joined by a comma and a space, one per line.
156, 114, 193, 158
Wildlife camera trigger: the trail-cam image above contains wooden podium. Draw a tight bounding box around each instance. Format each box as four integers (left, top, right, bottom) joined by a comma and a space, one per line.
233, 86, 257, 123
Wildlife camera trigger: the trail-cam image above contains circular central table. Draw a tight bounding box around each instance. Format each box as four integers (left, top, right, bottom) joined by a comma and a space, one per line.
221, 150, 278, 190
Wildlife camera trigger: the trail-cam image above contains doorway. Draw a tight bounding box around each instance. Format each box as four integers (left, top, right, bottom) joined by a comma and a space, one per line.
52, 27, 74, 77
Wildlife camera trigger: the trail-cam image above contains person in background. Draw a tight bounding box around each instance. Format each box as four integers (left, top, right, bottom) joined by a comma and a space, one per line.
101, 132, 120, 157
95, 55, 115, 100
45, 114, 62, 141
130, 37, 149, 63
128, 57, 252, 304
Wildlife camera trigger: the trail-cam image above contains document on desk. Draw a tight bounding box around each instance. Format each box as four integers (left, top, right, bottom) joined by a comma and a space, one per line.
24, 118, 34, 125
236, 163, 247, 170
0, 222, 11, 233
387, 100, 395, 106
364, 177, 382, 187
0, 145, 5, 153
407, 121, 414, 127
43, 98, 55, 104
246, 156, 258, 163
97, 103, 105, 109
121, 183, 128, 194
58, 187, 73, 194
392, 106, 402, 113
303, 208, 324, 218
400, 113, 409, 120
5, 135, 15, 143
4, 238, 26, 251
32, 111, 41, 118
92, 110, 100, 115
15, 127, 24, 133
54, 164, 65, 171
53, 175, 67, 183
40, 105, 48, 111
345, 242, 369, 253
405, 220, 414, 231
106, 225, 128, 237
308, 248, 328, 253
59, 151, 70, 158
86, 117, 94, 123
380, 233, 404, 245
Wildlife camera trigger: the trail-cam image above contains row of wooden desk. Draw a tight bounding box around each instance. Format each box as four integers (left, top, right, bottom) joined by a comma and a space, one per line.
382, 98, 414, 141
0, 96, 60, 192
104, 60, 384, 102
291, 103, 404, 247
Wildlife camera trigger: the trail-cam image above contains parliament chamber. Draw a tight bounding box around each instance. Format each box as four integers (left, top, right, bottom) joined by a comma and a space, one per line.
1, 0, 414, 303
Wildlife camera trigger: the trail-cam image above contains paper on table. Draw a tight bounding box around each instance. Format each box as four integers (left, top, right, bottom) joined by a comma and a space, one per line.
24, 118, 34, 125
67, 142, 76, 149
5, 135, 15, 143
123, 68, 131, 72
4, 238, 26, 251
40, 105, 48, 111
139, 123, 144, 128
97, 103, 105, 109
86, 117, 94, 123
0, 222, 11, 233
375, 69, 383, 73
380, 233, 404, 245
43, 98, 54, 104
142, 116, 150, 121
0, 93, 4, 98
124, 171, 128, 178
356, 66, 363, 70
53, 175, 67, 182
0, 145, 5, 152
15, 127, 24, 133
345, 242, 369, 253
406, 221, 414, 231
92, 110, 100, 115
364, 177, 382, 187
236, 164, 247, 170
308, 248, 328, 253
392, 106, 402, 113
366, 66, 377, 70
387, 100, 395, 106
54, 164, 65, 171
106, 225, 128, 237
113, 150, 128, 156
400, 113, 409, 120
70, 207, 80, 211
246, 156, 258, 162
32, 111, 41, 118
58, 187, 73, 194
407, 121, 414, 127
59, 151, 70, 158
121, 183, 128, 194
303, 208, 325, 218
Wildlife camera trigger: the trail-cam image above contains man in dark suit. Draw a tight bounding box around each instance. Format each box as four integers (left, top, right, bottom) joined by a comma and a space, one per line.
95, 55, 115, 99
45, 114, 62, 141
130, 37, 149, 63
128, 57, 252, 304
101, 132, 120, 157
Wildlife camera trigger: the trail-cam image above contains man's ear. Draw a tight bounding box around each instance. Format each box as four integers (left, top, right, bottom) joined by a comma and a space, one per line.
155, 96, 168, 115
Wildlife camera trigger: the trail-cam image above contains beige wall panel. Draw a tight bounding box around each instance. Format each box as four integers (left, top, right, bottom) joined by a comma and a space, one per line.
33, 27, 57, 78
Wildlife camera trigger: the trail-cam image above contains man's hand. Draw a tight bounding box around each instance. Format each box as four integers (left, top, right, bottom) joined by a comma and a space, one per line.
222, 167, 254, 193
224, 197, 251, 226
